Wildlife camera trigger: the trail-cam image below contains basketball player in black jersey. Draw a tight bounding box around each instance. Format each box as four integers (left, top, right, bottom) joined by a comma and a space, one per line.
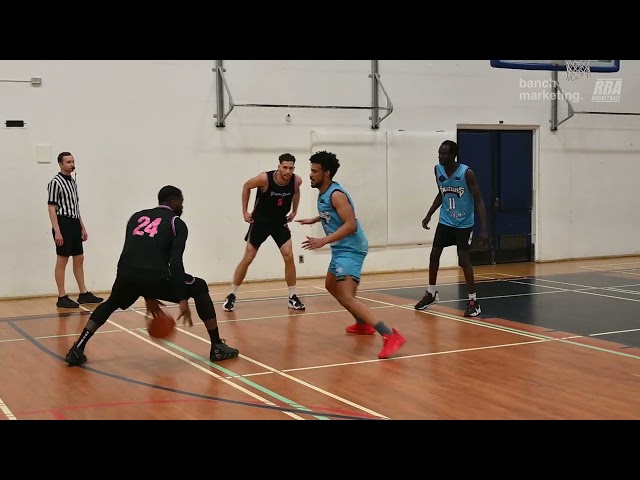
224, 153, 306, 312
64, 185, 239, 366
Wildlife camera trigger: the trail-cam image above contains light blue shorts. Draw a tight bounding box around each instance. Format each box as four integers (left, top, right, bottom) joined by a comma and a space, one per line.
328, 250, 367, 283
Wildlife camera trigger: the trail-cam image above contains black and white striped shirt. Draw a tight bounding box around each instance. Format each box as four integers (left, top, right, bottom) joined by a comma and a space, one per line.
47, 173, 80, 219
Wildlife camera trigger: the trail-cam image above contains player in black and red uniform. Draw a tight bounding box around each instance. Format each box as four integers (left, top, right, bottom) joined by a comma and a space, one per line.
223, 153, 306, 312
64, 185, 238, 366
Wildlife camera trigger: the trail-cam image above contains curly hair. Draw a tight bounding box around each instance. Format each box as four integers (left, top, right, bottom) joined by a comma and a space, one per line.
309, 150, 340, 178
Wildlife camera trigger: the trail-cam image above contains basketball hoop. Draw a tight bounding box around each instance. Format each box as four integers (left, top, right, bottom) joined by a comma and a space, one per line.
565, 60, 591, 81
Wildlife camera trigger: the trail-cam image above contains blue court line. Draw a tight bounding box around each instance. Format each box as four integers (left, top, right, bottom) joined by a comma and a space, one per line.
7, 321, 371, 420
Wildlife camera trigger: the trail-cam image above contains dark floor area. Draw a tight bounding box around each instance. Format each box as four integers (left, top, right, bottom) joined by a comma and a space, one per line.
374, 270, 640, 348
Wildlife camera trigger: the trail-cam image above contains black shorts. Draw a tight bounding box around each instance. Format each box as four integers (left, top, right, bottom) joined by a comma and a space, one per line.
433, 223, 474, 252
53, 215, 83, 257
108, 272, 202, 310
244, 221, 291, 249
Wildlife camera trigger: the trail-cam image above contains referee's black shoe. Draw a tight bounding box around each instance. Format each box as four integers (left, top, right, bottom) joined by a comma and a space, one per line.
56, 295, 79, 308
77, 291, 103, 304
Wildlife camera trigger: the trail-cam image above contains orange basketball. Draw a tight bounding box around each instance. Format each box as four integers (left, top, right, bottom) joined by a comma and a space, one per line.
148, 309, 176, 339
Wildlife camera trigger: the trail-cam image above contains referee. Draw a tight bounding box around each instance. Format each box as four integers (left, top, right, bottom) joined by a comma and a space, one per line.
47, 151, 103, 308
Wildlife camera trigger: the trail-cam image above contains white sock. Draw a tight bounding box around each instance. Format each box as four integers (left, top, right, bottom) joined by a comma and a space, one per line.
231, 284, 239, 295
469, 293, 477, 301
288, 286, 296, 297
427, 285, 436, 295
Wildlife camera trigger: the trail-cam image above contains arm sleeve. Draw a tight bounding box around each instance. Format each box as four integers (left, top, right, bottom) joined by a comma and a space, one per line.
47, 180, 59, 206
168, 217, 189, 301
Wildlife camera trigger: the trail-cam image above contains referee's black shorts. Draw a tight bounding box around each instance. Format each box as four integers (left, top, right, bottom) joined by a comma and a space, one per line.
53, 215, 83, 257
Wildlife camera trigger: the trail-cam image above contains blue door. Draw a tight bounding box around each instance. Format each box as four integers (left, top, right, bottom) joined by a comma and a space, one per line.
457, 129, 533, 264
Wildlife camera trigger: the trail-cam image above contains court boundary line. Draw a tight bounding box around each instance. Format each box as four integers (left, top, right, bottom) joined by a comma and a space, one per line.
203, 272, 487, 295
7, 285, 637, 358
3, 273, 638, 325
305, 286, 547, 342
0, 328, 125, 344
602, 271, 640, 277
4, 273, 640, 349
134, 328, 333, 421
579, 261, 640, 271
215, 305, 393, 324
332, 288, 640, 360
5, 275, 640, 346
77, 306, 307, 420
235, 339, 549, 375
0, 271, 543, 323
6, 320, 368, 420
1, 262, 637, 308
590, 328, 640, 337
601, 287, 640, 296
0, 395, 17, 420
511, 278, 640, 303
125, 307, 390, 420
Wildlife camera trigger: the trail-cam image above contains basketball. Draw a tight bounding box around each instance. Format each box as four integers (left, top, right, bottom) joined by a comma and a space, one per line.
148, 309, 176, 339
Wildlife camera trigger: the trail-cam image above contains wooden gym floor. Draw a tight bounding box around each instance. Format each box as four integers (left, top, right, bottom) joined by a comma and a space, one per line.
1, 256, 639, 420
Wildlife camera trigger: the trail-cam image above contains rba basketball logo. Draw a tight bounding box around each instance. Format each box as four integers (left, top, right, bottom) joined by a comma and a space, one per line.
592, 79, 622, 103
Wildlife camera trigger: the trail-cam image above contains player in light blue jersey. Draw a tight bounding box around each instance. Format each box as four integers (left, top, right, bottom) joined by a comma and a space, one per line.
415, 140, 488, 317
297, 151, 405, 359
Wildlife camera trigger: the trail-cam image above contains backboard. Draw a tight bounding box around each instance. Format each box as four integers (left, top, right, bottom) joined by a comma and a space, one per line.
490, 60, 620, 73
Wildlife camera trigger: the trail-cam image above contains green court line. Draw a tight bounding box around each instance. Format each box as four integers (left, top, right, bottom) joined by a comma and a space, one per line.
137, 328, 330, 420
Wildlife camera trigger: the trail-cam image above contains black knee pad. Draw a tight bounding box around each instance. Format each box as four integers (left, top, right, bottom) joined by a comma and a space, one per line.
187, 277, 216, 321
194, 293, 216, 322
188, 277, 209, 297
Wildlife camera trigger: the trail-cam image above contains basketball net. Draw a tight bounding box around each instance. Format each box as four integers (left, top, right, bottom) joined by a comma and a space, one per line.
565, 60, 591, 81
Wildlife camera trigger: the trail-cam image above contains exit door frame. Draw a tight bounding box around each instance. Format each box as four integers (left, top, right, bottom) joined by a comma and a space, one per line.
456, 123, 541, 263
